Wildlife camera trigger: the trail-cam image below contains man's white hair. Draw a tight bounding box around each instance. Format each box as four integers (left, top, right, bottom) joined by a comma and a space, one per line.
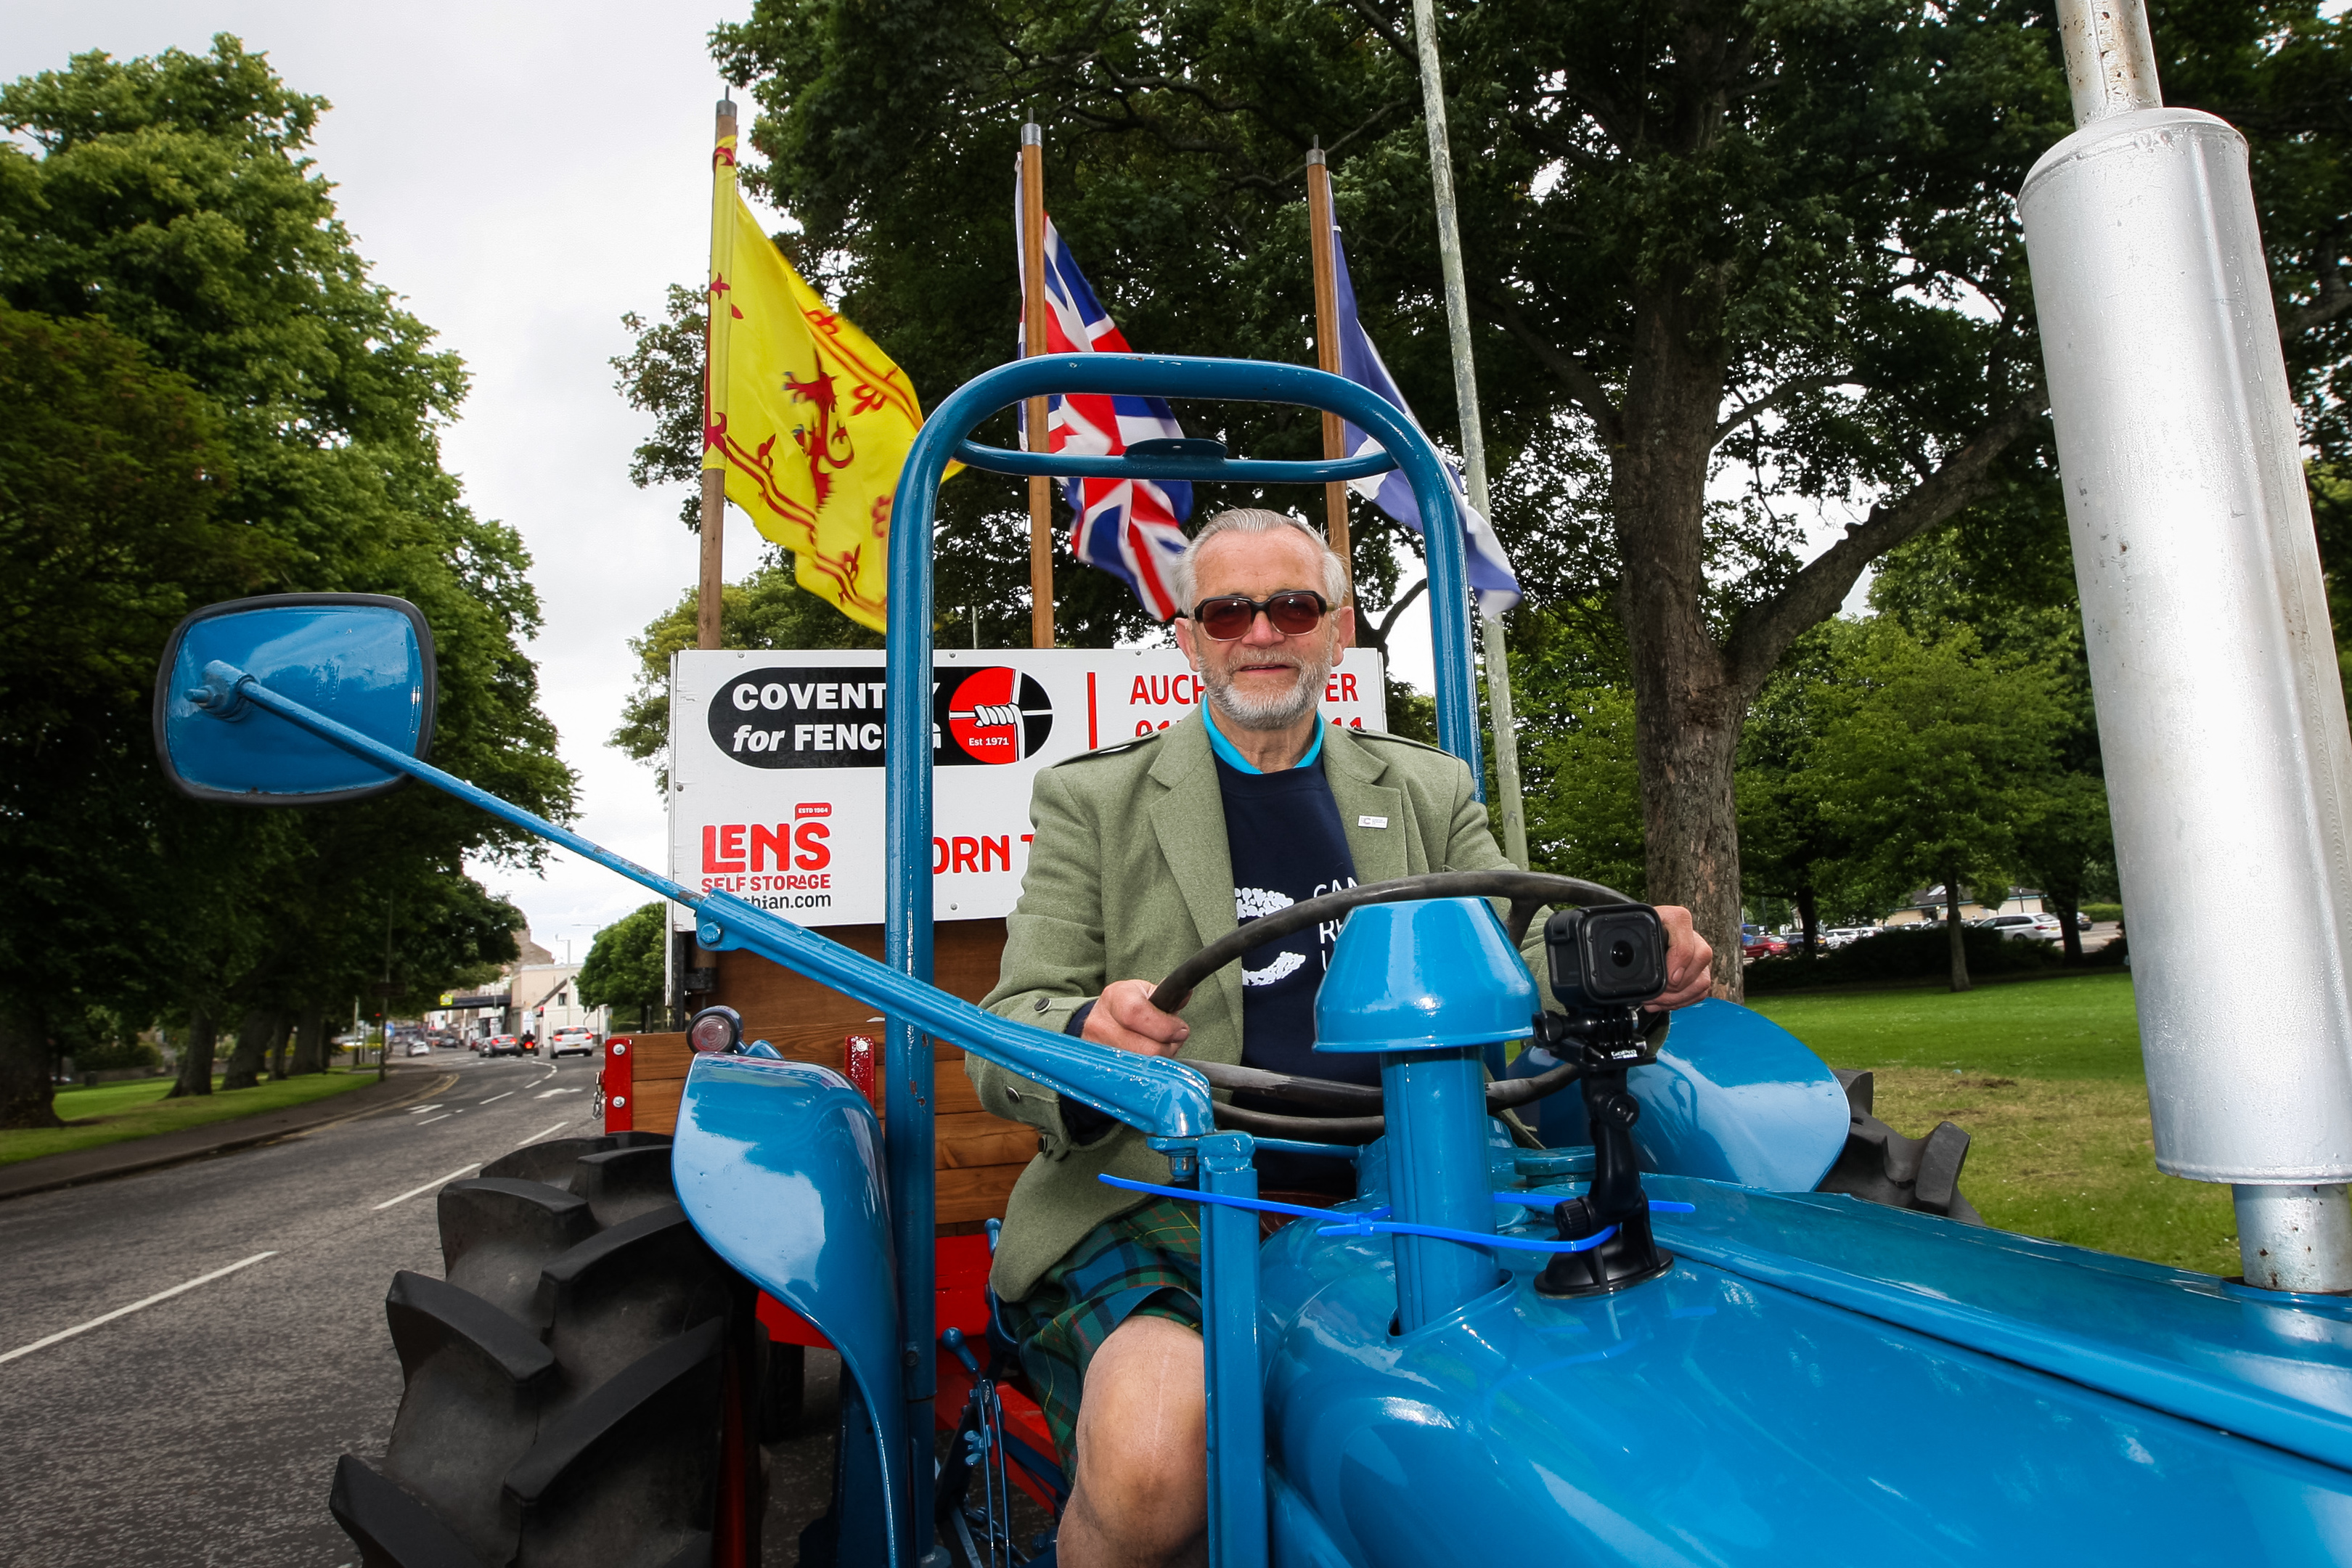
1170, 508, 1350, 616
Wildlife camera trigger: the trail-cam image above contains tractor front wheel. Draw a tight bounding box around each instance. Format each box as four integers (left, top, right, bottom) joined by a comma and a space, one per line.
330, 1131, 767, 1567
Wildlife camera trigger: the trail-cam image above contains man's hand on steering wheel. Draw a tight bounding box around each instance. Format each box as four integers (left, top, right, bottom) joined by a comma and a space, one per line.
1082, 895, 1711, 1060
1649, 906, 1715, 1013
1082, 979, 1192, 1057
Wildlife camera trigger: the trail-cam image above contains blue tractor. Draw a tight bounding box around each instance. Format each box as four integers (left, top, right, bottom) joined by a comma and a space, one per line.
157, 44, 2352, 1565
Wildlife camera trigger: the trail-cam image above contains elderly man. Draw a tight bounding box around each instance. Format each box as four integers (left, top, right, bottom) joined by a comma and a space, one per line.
973, 507, 1713, 1567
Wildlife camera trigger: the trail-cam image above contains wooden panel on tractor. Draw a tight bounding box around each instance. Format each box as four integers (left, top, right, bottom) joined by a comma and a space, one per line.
618, 921, 1039, 1232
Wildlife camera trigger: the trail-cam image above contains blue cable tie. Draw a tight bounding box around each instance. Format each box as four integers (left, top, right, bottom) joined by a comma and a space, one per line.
1490, 1191, 1695, 1214
1098, 1173, 1619, 1254
1313, 1217, 1621, 1253
1098, 1172, 1387, 1222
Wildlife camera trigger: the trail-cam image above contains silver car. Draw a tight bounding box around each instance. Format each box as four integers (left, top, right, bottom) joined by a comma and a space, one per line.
1982, 912, 2063, 940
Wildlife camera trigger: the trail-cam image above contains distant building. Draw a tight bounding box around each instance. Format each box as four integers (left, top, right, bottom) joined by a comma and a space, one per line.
515, 962, 607, 1048
425, 928, 603, 1041
1883, 885, 2049, 926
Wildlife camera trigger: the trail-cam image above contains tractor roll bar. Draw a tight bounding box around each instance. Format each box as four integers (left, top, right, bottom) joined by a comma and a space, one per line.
879, 354, 1494, 1567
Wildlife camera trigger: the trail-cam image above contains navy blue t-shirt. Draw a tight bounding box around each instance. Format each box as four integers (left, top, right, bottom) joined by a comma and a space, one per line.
1215, 754, 1374, 1193
1217, 754, 1358, 1079
1061, 740, 1373, 1193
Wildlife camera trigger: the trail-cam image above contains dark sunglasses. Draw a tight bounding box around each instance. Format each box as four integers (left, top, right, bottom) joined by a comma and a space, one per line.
1185, 590, 1331, 641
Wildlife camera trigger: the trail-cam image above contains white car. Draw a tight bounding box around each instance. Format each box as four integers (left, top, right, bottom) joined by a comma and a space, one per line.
547, 1026, 597, 1059
1982, 912, 2063, 940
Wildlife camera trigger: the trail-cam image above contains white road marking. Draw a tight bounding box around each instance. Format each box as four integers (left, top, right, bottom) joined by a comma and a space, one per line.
478, 1091, 513, 1105
534, 1087, 581, 1098
521, 1119, 573, 1145
407, 1104, 439, 1114
372, 1163, 482, 1211
415, 1114, 452, 1127
1, 1252, 278, 1365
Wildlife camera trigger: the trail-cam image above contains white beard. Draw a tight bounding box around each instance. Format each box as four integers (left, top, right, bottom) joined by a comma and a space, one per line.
1202, 650, 1331, 731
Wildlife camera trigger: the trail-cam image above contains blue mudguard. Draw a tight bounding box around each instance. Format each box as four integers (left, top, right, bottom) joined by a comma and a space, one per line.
1517, 999, 1849, 1191
669, 1053, 909, 1563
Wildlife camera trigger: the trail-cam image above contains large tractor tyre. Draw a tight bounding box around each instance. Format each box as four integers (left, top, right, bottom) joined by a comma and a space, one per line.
331, 1132, 769, 1568
1818, 1070, 1985, 1225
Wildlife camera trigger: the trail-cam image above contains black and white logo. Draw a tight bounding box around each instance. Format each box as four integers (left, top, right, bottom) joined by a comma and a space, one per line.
710, 667, 889, 769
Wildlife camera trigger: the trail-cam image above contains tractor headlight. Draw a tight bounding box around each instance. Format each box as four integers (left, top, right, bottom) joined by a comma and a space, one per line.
687, 1003, 743, 1055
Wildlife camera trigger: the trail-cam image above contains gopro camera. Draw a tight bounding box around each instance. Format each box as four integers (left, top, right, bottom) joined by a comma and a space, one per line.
1544, 905, 1667, 1012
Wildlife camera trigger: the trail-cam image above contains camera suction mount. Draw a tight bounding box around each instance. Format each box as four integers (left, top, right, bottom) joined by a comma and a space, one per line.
1531, 907, 1675, 1297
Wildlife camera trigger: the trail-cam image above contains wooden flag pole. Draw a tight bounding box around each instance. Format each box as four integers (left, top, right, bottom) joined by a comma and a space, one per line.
1305, 145, 1355, 640
1020, 121, 1055, 649
1409, 1, 1530, 868
698, 94, 740, 653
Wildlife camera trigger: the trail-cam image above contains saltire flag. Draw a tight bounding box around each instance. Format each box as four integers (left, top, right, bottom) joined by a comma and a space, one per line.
1327, 223, 1522, 616
703, 131, 933, 631
1014, 178, 1195, 621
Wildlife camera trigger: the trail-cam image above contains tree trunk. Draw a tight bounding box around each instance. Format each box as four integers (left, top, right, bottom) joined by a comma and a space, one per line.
1797, 886, 1821, 959
2053, 892, 2083, 964
1616, 295, 1745, 997
220, 1007, 285, 1091
288, 1002, 329, 1077
269, 1021, 290, 1080
168, 1009, 218, 1098
0, 995, 58, 1130
1945, 873, 1972, 992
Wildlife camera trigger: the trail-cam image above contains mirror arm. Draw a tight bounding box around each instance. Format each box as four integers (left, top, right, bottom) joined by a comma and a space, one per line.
205, 660, 703, 910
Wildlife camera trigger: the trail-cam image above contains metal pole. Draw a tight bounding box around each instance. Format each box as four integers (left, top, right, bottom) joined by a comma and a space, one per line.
1021, 122, 1056, 648
2056, 0, 2163, 123
2026, 0, 2352, 1291
1408, 0, 1530, 867
1198, 1134, 1270, 1567
698, 95, 739, 653
1305, 147, 1355, 629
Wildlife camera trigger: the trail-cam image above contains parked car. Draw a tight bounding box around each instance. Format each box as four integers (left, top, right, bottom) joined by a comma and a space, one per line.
1739, 925, 1789, 960
1982, 912, 2063, 941
483, 1034, 523, 1057
547, 1026, 597, 1059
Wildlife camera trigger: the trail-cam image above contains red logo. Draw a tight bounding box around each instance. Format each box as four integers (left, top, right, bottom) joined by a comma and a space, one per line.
796, 801, 831, 820
944, 668, 1053, 765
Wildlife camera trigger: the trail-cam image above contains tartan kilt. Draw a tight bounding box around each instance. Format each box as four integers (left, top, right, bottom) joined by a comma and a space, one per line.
1006, 1196, 1204, 1469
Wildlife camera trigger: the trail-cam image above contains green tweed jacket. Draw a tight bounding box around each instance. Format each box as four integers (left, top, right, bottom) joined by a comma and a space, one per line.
971, 711, 1580, 1303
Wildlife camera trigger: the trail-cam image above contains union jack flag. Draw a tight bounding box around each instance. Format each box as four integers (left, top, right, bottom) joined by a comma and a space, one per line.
1016, 189, 1193, 621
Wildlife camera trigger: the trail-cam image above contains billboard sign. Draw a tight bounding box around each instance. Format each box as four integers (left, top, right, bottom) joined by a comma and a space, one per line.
669, 646, 1387, 927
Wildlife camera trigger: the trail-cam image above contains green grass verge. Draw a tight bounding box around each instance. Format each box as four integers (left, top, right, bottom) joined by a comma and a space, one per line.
0, 1069, 379, 1168
1748, 973, 2241, 1277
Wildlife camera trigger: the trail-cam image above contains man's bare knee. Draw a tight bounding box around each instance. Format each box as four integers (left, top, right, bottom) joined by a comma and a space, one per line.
1069, 1315, 1206, 1559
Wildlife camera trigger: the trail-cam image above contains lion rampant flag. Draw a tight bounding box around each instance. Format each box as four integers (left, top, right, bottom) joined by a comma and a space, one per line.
701, 132, 925, 631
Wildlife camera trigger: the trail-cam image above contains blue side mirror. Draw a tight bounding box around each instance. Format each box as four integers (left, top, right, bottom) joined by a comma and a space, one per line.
152, 594, 436, 804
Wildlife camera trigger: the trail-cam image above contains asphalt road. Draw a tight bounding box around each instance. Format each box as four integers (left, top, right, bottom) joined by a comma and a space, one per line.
0, 1049, 602, 1567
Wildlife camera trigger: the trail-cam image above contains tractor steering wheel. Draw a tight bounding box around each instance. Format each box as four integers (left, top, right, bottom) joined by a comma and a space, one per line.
1143, 870, 1636, 1145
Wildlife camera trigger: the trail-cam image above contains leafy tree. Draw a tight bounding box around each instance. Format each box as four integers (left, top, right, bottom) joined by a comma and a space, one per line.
1812, 623, 2065, 989
579, 902, 671, 1032
1497, 605, 1648, 895
1868, 496, 2116, 958
1737, 623, 1881, 955
704, 0, 2349, 997
0, 39, 573, 1119
0, 303, 292, 1124
611, 554, 886, 790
